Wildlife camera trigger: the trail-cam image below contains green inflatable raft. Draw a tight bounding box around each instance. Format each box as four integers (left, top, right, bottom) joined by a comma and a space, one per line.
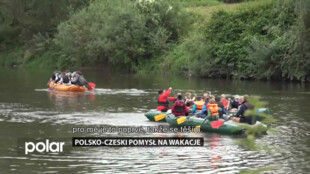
165, 114, 267, 135
144, 110, 167, 122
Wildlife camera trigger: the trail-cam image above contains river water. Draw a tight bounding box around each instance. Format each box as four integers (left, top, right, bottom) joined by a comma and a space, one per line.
0, 68, 309, 173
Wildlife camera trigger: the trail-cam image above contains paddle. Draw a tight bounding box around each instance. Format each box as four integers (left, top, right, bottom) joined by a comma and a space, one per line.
177, 116, 187, 124
171, 89, 177, 102
154, 113, 166, 121
88, 83, 96, 88
210, 120, 224, 129
50, 82, 58, 89
87, 86, 93, 91
87, 82, 96, 91
196, 118, 224, 129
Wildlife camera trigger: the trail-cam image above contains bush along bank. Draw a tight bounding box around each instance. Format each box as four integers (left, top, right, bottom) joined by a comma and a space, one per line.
159, 0, 310, 82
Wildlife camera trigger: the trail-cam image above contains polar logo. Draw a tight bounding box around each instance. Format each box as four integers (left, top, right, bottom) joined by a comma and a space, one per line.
25, 139, 65, 155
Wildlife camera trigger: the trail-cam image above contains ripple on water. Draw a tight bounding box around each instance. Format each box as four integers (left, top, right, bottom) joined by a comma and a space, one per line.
1, 93, 310, 173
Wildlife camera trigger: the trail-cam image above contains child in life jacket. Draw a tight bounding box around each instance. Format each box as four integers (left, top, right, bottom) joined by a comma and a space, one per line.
205, 99, 222, 121
192, 96, 204, 114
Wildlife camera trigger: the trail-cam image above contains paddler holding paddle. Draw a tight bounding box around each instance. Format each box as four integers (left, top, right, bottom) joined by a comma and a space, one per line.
157, 87, 176, 112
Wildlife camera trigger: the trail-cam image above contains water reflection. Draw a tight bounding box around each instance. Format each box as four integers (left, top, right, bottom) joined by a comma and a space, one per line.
48, 90, 89, 111
210, 135, 222, 170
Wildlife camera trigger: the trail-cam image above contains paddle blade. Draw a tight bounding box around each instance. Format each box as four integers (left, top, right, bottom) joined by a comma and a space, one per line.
177, 117, 187, 125
154, 114, 166, 122
88, 83, 96, 88
87, 86, 93, 91
211, 121, 224, 129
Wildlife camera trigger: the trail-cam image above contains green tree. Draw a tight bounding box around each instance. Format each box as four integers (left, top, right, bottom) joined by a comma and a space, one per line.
0, 0, 88, 46
54, 0, 191, 70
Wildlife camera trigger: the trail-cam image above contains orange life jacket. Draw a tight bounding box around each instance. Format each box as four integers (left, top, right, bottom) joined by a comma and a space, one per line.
194, 101, 204, 111
207, 104, 219, 116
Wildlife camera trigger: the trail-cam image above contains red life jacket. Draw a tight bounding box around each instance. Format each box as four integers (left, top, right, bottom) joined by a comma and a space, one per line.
158, 97, 169, 107
222, 99, 228, 107
174, 100, 185, 113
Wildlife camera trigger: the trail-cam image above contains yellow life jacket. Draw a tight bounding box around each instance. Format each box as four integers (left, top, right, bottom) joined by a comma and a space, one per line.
194, 101, 204, 111
207, 104, 219, 116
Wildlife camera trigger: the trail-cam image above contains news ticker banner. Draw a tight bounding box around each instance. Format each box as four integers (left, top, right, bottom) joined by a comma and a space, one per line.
73, 137, 204, 147
21, 137, 204, 155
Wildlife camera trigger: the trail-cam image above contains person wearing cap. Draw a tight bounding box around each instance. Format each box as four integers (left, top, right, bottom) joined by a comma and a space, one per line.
172, 93, 189, 116
157, 87, 176, 112
231, 95, 255, 124
231, 95, 240, 109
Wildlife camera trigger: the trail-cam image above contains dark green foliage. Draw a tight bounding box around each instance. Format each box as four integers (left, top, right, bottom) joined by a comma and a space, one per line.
0, 0, 88, 67
205, 0, 297, 79
280, 0, 310, 81
0, 0, 88, 46
246, 0, 310, 81
54, 0, 191, 70
162, 0, 309, 81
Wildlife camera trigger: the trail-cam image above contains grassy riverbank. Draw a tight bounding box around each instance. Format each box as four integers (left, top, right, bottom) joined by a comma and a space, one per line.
1, 0, 309, 81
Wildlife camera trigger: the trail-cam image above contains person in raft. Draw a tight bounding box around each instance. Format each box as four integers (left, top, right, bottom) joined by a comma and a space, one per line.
58, 72, 70, 85
203, 93, 209, 99
185, 92, 195, 108
53, 71, 62, 83
231, 95, 256, 124
191, 96, 204, 114
157, 87, 176, 112
200, 95, 211, 118
172, 93, 189, 116
231, 95, 240, 110
71, 71, 88, 86
205, 99, 222, 121
220, 94, 230, 110
65, 70, 72, 81
51, 71, 58, 82
216, 97, 226, 118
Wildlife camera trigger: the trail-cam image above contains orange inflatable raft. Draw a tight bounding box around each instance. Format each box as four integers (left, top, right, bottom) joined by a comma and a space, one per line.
48, 81, 86, 92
